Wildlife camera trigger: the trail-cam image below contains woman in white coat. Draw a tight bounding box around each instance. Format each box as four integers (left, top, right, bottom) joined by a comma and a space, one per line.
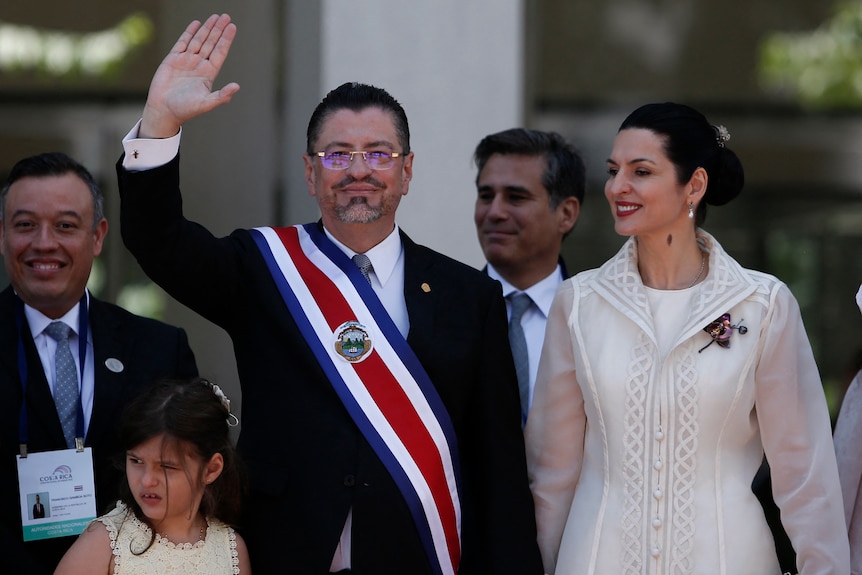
833, 283, 862, 574
525, 102, 849, 575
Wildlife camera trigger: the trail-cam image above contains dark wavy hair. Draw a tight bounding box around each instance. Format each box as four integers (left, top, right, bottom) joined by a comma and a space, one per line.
473, 128, 586, 209
618, 102, 744, 226
115, 377, 246, 554
306, 81, 410, 154
0, 151, 104, 229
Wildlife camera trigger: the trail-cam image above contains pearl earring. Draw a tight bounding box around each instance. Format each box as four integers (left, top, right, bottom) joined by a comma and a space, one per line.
688, 202, 695, 219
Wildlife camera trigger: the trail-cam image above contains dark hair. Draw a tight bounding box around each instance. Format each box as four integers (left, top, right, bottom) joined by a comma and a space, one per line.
116, 377, 246, 552
306, 82, 410, 154
0, 152, 104, 228
618, 102, 744, 225
473, 128, 586, 209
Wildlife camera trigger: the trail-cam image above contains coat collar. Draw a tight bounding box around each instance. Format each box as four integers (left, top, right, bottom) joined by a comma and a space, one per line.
401, 230, 436, 344
590, 230, 758, 347
86, 297, 131, 443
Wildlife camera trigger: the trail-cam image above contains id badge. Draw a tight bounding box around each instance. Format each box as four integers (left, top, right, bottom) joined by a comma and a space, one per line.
16, 447, 97, 541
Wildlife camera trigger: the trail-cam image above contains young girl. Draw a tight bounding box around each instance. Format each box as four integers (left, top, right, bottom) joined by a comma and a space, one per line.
55, 377, 251, 575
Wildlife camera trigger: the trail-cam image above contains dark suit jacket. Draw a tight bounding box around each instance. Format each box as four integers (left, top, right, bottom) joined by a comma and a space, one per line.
0, 287, 198, 574
118, 155, 543, 575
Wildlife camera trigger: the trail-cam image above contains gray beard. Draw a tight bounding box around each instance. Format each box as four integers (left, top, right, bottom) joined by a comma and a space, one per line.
335, 197, 382, 224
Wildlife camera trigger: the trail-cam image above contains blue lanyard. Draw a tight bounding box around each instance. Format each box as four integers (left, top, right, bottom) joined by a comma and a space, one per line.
16, 294, 89, 449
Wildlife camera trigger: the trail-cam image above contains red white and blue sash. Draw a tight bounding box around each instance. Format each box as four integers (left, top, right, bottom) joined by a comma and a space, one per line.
250, 224, 462, 575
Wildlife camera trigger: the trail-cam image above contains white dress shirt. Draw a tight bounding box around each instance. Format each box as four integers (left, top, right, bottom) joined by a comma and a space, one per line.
122, 120, 181, 170
325, 226, 408, 338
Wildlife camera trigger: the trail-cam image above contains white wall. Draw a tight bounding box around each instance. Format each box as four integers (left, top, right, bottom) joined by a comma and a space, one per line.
319, 1, 524, 267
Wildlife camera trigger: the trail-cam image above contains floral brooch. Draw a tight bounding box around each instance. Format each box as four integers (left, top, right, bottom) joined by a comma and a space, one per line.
698, 313, 747, 353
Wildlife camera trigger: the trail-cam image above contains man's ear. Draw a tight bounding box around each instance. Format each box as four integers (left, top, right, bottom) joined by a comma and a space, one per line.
556, 196, 580, 235
303, 154, 317, 196
400, 152, 414, 196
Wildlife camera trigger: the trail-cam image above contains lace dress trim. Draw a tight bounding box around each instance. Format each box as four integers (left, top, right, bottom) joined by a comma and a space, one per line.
97, 501, 240, 575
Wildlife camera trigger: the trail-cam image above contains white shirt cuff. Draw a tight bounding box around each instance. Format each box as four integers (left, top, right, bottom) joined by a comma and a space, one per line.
121, 119, 181, 171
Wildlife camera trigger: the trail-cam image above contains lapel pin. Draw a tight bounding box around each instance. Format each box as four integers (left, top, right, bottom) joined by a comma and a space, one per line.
421, 282, 431, 293
105, 358, 124, 373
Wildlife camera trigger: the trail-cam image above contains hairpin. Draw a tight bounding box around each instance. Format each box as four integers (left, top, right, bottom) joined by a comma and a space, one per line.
713, 125, 731, 148
203, 379, 240, 427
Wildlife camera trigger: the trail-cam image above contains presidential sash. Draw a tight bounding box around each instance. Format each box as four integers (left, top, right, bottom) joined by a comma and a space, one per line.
250, 224, 462, 575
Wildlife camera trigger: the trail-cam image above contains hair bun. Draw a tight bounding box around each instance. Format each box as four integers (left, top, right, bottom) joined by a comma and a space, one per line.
705, 147, 744, 206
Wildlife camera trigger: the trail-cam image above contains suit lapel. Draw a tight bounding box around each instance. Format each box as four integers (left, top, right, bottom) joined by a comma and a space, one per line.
0, 287, 66, 448
558, 255, 570, 279
86, 298, 126, 445
401, 232, 437, 347
0, 288, 21, 399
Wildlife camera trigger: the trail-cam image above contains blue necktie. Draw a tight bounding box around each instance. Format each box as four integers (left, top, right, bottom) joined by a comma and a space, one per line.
44, 322, 79, 448
507, 293, 532, 423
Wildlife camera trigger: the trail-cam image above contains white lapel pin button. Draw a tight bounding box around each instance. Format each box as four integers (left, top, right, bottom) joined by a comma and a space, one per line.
105, 358, 124, 373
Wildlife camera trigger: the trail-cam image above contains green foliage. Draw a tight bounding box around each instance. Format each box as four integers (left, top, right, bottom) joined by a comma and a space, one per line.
759, 2, 862, 109
0, 12, 153, 80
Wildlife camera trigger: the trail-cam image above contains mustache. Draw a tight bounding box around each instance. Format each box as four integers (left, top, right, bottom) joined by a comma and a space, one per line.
333, 175, 387, 189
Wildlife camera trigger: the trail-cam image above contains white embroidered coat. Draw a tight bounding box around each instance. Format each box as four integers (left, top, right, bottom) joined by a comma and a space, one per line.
525, 231, 849, 575
834, 368, 862, 574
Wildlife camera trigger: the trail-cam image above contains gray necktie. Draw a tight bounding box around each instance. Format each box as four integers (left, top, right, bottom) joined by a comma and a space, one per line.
44, 322, 79, 448
507, 293, 532, 423
352, 253, 373, 284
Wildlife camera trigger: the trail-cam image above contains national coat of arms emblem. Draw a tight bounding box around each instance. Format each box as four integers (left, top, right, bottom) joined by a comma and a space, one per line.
334, 321, 373, 363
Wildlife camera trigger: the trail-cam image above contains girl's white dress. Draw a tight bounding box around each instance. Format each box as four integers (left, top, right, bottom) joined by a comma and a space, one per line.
96, 502, 240, 575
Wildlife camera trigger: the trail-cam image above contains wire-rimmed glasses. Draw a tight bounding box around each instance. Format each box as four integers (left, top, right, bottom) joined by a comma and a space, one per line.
314, 150, 404, 170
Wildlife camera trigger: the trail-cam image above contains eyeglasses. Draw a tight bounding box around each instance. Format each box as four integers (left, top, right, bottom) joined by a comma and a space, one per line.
314, 150, 404, 171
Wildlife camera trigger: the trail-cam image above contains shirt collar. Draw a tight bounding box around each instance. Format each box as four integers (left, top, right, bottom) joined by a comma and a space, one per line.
487, 263, 564, 318
22, 292, 88, 339
324, 224, 403, 287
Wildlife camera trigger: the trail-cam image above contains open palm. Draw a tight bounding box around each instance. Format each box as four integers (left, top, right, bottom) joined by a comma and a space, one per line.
141, 14, 240, 138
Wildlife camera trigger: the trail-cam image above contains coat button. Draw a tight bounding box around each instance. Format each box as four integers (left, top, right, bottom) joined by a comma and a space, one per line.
343, 475, 356, 487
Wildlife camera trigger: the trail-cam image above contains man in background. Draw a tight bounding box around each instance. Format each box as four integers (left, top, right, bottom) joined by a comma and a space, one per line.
473, 128, 584, 423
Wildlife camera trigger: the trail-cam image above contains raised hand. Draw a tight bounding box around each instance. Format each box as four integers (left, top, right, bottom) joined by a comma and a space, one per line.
140, 14, 240, 139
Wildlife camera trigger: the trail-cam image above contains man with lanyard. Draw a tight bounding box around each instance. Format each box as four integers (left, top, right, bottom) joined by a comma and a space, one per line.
472, 128, 584, 424
116, 14, 542, 575
0, 152, 198, 574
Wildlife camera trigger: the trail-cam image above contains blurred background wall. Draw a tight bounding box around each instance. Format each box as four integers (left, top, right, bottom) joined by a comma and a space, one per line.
1, 0, 861, 424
